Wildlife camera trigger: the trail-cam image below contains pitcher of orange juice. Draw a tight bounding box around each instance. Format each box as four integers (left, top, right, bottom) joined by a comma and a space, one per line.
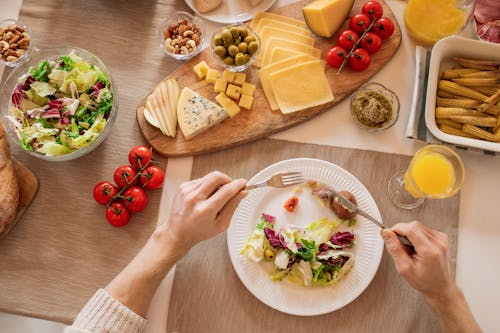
404, 0, 474, 46
388, 145, 465, 209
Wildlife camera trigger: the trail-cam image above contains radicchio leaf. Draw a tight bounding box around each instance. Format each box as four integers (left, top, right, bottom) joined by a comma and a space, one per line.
330, 231, 355, 247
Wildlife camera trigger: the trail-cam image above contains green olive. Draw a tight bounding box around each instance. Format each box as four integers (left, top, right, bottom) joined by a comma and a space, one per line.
235, 53, 247, 66
247, 41, 258, 55
228, 44, 239, 57
223, 56, 234, 66
213, 34, 223, 46
237, 42, 248, 54
221, 29, 232, 42
244, 54, 251, 63
264, 248, 275, 261
214, 45, 227, 57
239, 27, 249, 38
230, 26, 240, 39
244, 35, 256, 44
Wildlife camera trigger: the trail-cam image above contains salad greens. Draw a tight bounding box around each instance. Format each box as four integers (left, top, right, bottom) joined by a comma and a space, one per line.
6, 51, 113, 156
241, 213, 355, 287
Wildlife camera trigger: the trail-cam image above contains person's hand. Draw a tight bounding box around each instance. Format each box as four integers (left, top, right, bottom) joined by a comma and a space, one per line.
160, 171, 247, 256
381, 221, 453, 301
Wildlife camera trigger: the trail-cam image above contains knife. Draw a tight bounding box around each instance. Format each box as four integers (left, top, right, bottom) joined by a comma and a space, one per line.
331, 190, 415, 254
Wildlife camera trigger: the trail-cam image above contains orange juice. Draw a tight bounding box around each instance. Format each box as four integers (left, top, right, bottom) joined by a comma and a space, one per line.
404, 152, 455, 197
404, 0, 468, 45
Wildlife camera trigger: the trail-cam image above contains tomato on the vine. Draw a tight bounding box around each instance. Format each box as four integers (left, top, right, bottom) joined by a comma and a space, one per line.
128, 146, 152, 171
106, 202, 131, 227
283, 196, 299, 213
372, 17, 395, 39
122, 186, 148, 213
336, 30, 359, 51
362, 1, 383, 20
140, 165, 165, 190
360, 32, 383, 54
325, 46, 347, 68
349, 48, 371, 71
349, 13, 372, 34
93, 181, 118, 206
113, 165, 138, 188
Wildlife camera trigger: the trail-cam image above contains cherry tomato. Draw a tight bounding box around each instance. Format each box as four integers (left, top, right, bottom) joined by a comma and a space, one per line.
283, 196, 299, 213
140, 165, 165, 190
128, 146, 152, 171
362, 1, 384, 20
325, 46, 348, 68
122, 186, 148, 213
349, 48, 371, 71
336, 30, 359, 51
93, 181, 118, 206
372, 17, 395, 39
360, 32, 383, 54
349, 13, 372, 34
113, 165, 138, 188
106, 202, 131, 227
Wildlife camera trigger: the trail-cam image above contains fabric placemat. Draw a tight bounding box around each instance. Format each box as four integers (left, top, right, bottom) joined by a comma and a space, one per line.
167, 138, 459, 333
0, 0, 192, 324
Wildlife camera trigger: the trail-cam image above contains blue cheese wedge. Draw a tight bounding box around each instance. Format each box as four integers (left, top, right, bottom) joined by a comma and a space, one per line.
177, 87, 228, 140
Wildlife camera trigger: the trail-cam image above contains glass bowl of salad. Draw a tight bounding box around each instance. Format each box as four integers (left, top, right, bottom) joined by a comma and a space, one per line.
0, 46, 118, 161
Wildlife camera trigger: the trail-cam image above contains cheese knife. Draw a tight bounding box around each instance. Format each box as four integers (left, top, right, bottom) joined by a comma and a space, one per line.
331, 189, 415, 254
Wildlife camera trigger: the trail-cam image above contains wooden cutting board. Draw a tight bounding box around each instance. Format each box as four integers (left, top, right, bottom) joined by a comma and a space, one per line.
137, 0, 402, 157
0, 159, 38, 240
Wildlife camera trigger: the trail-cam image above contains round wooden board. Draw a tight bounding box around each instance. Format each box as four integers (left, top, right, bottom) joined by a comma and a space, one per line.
137, 0, 402, 157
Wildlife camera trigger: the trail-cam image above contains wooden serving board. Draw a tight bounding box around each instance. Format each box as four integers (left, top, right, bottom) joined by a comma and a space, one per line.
137, 0, 402, 157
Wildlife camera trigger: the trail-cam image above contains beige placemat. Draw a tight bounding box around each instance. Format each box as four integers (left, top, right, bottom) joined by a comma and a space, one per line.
0, 0, 191, 324
167, 139, 459, 333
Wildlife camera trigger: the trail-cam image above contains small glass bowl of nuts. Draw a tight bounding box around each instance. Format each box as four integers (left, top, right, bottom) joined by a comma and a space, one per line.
159, 11, 205, 61
0, 19, 32, 67
211, 24, 260, 72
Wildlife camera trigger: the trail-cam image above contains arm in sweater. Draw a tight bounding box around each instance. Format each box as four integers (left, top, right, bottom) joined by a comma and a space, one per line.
65, 171, 247, 333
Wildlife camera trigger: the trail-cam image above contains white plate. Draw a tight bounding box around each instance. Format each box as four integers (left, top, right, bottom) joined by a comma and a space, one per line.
227, 158, 384, 316
425, 36, 500, 152
184, 0, 276, 24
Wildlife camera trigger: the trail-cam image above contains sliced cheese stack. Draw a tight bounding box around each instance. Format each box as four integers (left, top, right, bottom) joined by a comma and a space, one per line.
144, 78, 180, 138
177, 87, 228, 140
250, 12, 321, 68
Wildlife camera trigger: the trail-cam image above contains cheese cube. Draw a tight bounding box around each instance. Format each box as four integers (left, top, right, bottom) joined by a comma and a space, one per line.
233, 73, 246, 86
226, 84, 242, 101
214, 78, 228, 94
241, 82, 256, 97
206, 69, 219, 84
239, 94, 254, 110
222, 69, 236, 83
193, 61, 210, 79
215, 92, 241, 118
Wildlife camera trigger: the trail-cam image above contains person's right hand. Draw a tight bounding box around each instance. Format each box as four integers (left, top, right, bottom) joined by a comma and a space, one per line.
381, 221, 453, 301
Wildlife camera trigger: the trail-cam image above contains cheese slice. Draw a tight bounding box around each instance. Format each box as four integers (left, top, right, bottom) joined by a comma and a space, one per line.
177, 87, 228, 140
259, 37, 322, 68
255, 18, 313, 37
269, 47, 303, 64
269, 60, 334, 114
259, 54, 319, 110
250, 11, 307, 30
256, 26, 315, 64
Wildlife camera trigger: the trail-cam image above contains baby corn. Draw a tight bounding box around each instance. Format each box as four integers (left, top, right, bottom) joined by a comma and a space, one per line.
461, 70, 500, 79
435, 107, 486, 118
436, 118, 464, 130
470, 86, 500, 96
438, 80, 489, 100
462, 124, 498, 142
452, 78, 500, 87
449, 115, 497, 127
477, 91, 500, 112
453, 57, 499, 71
436, 97, 481, 108
441, 68, 481, 79
439, 124, 477, 138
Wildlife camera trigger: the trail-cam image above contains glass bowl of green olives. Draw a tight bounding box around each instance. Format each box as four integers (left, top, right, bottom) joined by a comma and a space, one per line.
211, 23, 260, 72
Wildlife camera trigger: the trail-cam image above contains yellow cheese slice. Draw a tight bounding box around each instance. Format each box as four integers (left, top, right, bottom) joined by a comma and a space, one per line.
259, 54, 320, 110
269, 60, 334, 114
255, 18, 312, 37
269, 47, 303, 64
260, 37, 322, 68
250, 11, 307, 30
303, 0, 355, 38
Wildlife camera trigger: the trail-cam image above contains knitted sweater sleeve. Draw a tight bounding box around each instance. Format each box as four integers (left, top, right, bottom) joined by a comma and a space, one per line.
63, 289, 147, 333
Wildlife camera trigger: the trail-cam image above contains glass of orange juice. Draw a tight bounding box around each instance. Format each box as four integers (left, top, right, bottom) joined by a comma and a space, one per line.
404, 0, 474, 46
388, 145, 465, 209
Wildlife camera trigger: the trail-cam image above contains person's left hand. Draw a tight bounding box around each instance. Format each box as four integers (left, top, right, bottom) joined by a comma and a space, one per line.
159, 171, 247, 255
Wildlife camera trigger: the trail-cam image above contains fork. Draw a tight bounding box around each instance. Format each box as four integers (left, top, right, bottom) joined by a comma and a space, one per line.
245, 172, 304, 190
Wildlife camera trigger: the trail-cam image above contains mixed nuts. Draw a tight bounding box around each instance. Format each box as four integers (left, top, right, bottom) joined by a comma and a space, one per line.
163, 18, 202, 56
0, 22, 30, 63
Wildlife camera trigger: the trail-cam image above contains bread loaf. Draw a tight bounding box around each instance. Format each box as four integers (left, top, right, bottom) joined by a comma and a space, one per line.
0, 123, 19, 239
194, 0, 222, 13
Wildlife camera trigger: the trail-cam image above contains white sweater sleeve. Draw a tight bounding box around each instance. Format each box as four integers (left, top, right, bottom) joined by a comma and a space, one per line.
64, 289, 147, 333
